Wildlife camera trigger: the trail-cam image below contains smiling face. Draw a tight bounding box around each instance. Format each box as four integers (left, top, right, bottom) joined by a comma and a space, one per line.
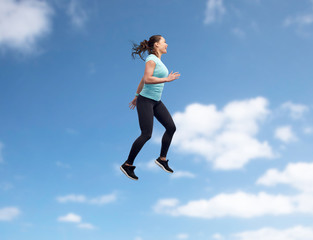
154, 37, 168, 56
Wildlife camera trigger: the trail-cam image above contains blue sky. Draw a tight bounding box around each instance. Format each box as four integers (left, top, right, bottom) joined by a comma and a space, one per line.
1, 0, 313, 239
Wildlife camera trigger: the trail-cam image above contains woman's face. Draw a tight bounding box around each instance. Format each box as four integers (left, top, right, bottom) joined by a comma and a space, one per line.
155, 37, 168, 54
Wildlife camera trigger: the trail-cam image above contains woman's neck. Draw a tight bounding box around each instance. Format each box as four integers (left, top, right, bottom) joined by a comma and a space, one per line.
153, 51, 162, 59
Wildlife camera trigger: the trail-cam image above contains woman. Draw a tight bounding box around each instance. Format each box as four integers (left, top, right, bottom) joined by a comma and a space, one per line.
120, 35, 180, 180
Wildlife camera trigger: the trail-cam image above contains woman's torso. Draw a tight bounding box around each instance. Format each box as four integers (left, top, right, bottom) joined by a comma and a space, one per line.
139, 54, 169, 101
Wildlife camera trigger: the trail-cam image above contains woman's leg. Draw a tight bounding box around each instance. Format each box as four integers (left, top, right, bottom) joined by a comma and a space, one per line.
125, 96, 154, 165
154, 101, 176, 158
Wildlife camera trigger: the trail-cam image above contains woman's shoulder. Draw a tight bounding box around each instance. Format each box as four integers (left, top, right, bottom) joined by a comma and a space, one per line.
145, 54, 159, 63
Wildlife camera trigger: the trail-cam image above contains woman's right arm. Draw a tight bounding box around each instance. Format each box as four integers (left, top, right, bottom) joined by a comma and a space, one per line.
135, 77, 144, 95
143, 61, 180, 84
129, 77, 144, 110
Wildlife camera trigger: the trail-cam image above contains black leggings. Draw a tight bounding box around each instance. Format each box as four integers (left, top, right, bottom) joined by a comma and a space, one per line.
126, 95, 176, 165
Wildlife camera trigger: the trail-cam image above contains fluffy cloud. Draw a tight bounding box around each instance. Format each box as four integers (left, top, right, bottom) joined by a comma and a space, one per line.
274, 126, 297, 143
155, 160, 313, 220
212, 233, 224, 240
154, 198, 180, 215
153, 191, 313, 219
232, 28, 246, 38
58, 213, 96, 229
176, 233, 189, 239
56, 193, 117, 205
233, 226, 313, 240
88, 194, 117, 205
283, 1, 313, 36
138, 159, 159, 171
171, 171, 195, 179
57, 194, 86, 203
295, 193, 313, 213
281, 102, 309, 119
303, 127, 313, 134
257, 162, 313, 192
204, 0, 226, 24
154, 192, 295, 219
0, 0, 53, 52
284, 14, 313, 27
172, 97, 274, 170
77, 223, 96, 230
58, 213, 81, 223
67, 0, 87, 28
0, 207, 20, 221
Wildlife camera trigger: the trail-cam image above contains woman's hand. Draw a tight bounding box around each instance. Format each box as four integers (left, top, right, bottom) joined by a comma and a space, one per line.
129, 97, 137, 110
166, 71, 180, 82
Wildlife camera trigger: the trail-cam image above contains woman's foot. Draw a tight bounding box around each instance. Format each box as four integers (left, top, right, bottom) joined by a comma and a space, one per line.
155, 157, 174, 173
120, 163, 138, 180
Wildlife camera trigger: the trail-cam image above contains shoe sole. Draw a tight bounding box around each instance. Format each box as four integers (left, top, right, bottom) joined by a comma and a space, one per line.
155, 160, 173, 173
120, 166, 138, 181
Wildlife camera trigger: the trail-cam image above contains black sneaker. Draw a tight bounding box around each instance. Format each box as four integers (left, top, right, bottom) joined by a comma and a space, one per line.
120, 163, 138, 180
155, 157, 174, 173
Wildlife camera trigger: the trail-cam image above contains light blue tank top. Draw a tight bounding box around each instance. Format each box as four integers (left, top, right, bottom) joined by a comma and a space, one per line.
139, 54, 169, 101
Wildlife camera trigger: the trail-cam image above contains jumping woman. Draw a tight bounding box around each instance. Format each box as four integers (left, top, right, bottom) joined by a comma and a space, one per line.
120, 35, 180, 180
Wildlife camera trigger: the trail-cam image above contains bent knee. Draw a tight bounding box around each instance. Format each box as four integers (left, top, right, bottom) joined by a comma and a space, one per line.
167, 124, 176, 135
141, 132, 152, 141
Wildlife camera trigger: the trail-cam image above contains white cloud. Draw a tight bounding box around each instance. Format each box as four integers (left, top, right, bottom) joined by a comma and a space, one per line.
281, 102, 309, 119
57, 193, 117, 205
257, 162, 313, 192
295, 193, 313, 213
232, 28, 246, 38
274, 126, 297, 143
0, 142, 4, 163
204, 0, 226, 25
171, 97, 274, 170
137, 159, 158, 171
134, 237, 143, 240
233, 226, 313, 240
0, 0, 53, 52
283, 1, 313, 37
0, 207, 20, 221
154, 191, 313, 219
171, 171, 195, 179
283, 0, 313, 37
58, 213, 96, 230
77, 223, 96, 230
177, 233, 189, 239
88, 193, 117, 205
284, 14, 313, 27
57, 194, 86, 203
154, 192, 295, 219
154, 198, 180, 215
212, 233, 224, 240
303, 127, 313, 134
58, 213, 81, 223
67, 0, 87, 28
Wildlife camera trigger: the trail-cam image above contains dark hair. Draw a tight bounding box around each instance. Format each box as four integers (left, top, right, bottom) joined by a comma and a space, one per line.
131, 35, 163, 61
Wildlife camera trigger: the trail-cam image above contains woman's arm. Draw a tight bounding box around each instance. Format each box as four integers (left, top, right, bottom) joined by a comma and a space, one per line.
143, 60, 180, 84
129, 77, 144, 110
135, 77, 144, 95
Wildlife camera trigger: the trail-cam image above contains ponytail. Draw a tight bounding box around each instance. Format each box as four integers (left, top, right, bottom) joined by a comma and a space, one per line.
131, 35, 162, 61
